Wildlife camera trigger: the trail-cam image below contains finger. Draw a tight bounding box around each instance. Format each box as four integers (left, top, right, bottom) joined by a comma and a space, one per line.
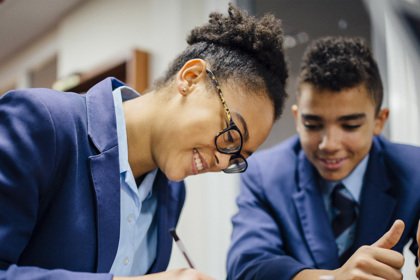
371, 261, 403, 280
416, 265, 420, 280
372, 219, 405, 249
417, 220, 420, 260
372, 247, 405, 269
417, 265, 420, 280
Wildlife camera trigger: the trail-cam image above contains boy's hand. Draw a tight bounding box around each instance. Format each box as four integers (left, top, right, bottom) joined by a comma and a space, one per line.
333, 219, 405, 280
416, 220, 420, 279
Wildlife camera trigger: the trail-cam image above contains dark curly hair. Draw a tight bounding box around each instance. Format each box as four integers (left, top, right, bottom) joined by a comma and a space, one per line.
297, 36, 383, 114
154, 3, 288, 120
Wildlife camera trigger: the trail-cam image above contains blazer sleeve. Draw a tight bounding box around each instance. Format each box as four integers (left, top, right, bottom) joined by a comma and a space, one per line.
226, 153, 311, 280
0, 90, 112, 280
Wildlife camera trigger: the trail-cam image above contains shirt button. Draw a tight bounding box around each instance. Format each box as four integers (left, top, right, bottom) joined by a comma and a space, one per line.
124, 257, 130, 265
127, 215, 133, 222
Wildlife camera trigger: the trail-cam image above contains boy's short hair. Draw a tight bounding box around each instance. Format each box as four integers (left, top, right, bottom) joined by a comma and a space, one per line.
298, 36, 383, 114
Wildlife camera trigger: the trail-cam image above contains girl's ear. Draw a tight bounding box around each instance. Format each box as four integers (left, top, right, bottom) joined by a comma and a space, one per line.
176, 59, 207, 96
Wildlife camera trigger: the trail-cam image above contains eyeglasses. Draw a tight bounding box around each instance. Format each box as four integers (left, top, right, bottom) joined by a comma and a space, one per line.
206, 69, 248, 173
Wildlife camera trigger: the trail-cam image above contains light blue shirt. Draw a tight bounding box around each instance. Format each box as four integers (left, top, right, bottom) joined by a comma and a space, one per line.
320, 154, 370, 221
109, 86, 158, 276
319, 154, 369, 255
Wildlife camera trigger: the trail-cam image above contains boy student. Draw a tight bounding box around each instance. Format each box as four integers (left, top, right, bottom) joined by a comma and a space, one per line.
227, 36, 420, 280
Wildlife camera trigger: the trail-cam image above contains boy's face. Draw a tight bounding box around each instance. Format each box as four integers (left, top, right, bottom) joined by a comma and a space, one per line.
292, 83, 389, 182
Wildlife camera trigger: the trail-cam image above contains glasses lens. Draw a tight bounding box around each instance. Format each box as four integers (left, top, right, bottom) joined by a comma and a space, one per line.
216, 128, 242, 153
223, 155, 247, 173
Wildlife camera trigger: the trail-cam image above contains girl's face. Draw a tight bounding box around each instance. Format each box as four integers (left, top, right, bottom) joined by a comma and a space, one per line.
153, 75, 274, 182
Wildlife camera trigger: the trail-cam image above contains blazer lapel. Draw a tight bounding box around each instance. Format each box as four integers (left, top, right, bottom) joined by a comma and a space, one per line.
89, 149, 120, 273
293, 151, 339, 269
149, 171, 177, 273
354, 140, 397, 248
86, 78, 125, 273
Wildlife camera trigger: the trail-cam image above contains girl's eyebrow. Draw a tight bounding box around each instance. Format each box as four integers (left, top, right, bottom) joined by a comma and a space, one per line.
232, 112, 249, 142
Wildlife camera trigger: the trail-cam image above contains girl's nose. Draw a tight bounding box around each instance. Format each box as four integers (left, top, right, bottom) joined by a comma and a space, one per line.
214, 151, 232, 171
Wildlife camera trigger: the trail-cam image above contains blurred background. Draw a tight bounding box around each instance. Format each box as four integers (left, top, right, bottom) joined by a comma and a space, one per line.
0, 0, 419, 279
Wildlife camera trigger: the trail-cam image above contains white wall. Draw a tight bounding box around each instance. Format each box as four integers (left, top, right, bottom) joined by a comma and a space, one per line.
57, 0, 231, 83
0, 30, 58, 90
58, 0, 199, 81
167, 173, 240, 279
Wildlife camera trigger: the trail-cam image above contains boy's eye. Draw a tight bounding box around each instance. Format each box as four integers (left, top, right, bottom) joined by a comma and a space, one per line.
303, 122, 322, 130
342, 124, 362, 130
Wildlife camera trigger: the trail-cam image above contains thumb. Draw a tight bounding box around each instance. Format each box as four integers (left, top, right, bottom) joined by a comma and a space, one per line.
416, 220, 420, 259
372, 219, 405, 249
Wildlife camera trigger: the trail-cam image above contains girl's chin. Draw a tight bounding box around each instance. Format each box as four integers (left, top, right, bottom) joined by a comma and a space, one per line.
165, 171, 187, 182
166, 174, 184, 182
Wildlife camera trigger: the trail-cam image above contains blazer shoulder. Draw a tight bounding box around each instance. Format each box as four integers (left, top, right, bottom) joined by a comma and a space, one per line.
375, 135, 420, 179
2, 88, 86, 118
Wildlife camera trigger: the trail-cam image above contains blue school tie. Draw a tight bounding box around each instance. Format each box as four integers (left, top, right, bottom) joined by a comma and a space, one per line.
331, 183, 357, 265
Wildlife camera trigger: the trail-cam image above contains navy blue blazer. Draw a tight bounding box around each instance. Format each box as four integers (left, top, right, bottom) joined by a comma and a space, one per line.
0, 78, 185, 280
227, 135, 420, 280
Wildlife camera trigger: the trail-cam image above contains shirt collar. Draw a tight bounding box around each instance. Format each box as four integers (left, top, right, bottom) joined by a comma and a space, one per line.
113, 86, 157, 201
138, 169, 158, 201
112, 86, 139, 174
322, 154, 370, 204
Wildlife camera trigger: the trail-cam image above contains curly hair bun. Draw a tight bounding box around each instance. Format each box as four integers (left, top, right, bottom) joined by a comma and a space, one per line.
187, 3, 286, 75
155, 3, 289, 120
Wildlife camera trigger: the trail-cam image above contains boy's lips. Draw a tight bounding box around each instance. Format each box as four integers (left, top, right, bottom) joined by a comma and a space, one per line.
319, 157, 346, 170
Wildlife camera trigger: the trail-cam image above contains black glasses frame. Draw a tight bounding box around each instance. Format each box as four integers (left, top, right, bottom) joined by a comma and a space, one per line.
206, 69, 248, 173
